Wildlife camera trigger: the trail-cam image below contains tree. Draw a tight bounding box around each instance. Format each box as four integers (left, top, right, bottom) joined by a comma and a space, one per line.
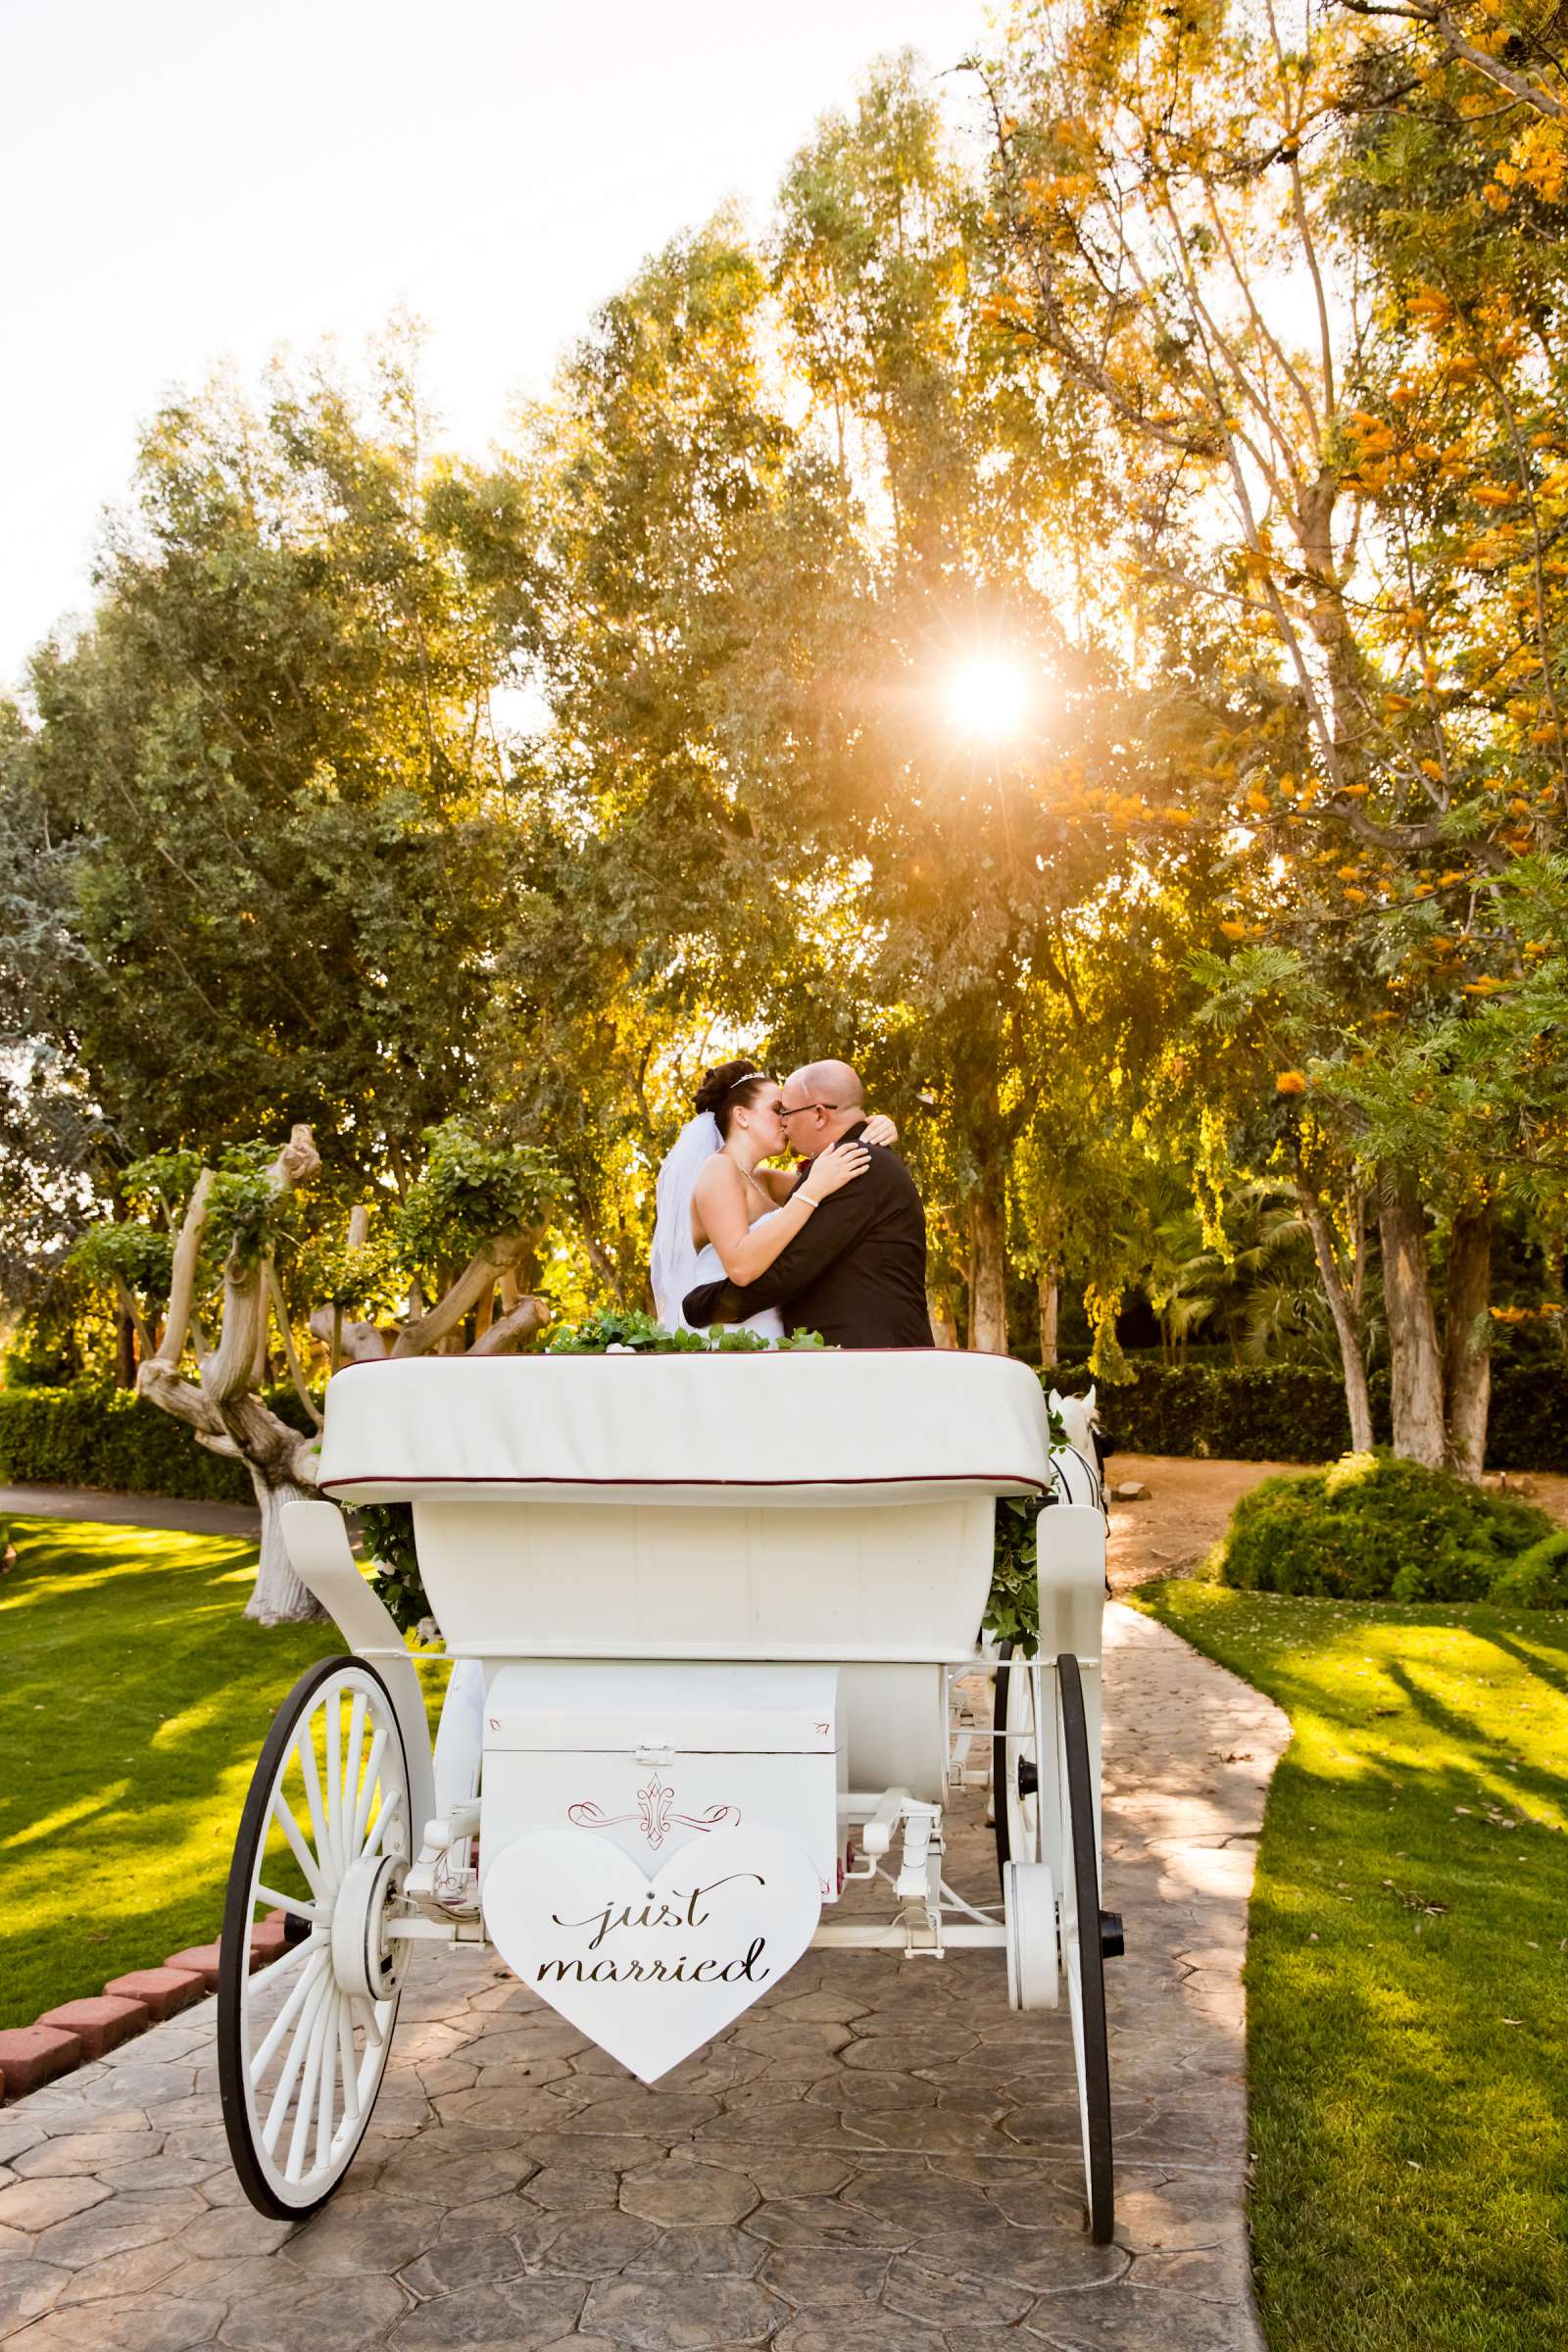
755, 58, 1219, 1354
1340, 0, 1568, 130
10, 339, 528, 1186
72, 1119, 555, 1621
978, 0, 1567, 1467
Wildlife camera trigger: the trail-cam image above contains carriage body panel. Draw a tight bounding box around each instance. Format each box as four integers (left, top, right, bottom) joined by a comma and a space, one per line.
410, 1493, 997, 1662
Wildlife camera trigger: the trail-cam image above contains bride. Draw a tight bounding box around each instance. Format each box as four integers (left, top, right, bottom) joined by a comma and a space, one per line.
650, 1058, 894, 1338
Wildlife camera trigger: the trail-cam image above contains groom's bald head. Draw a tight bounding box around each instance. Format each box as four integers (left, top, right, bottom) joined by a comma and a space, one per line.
780, 1059, 865, 1154
794, 1059, 863, 1111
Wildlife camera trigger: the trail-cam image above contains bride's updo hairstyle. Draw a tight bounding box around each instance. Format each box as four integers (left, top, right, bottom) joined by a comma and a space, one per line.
696, 1057, 774, 1140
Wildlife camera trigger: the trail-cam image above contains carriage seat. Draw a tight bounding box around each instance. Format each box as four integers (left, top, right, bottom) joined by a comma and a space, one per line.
316, 1349, 1054, 1508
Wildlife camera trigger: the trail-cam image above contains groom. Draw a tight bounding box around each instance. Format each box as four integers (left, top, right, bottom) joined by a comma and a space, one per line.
682, 1058, 932, 1348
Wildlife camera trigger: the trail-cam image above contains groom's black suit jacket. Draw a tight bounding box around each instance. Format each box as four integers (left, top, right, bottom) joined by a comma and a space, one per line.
682, 1120, 932, 1349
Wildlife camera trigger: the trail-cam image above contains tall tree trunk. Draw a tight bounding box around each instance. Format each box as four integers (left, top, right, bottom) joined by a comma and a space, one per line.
1378, 1173, 1446, 1469
1037, 1268, 1059, 1367
115, 1307, 136, 1391
968, 1172, 1008, 1354
245, 1472, 322, 1626
1444, 1202, 1492, 1483
928, 1291, 961, 1349
1294, 1172, 1374, 1452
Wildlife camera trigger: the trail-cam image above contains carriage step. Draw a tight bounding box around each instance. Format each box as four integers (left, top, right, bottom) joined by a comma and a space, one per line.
1100, 1910, 1125, 1960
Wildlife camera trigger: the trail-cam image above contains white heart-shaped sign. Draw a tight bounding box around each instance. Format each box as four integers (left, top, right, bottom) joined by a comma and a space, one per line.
482, 1824, 822, 2082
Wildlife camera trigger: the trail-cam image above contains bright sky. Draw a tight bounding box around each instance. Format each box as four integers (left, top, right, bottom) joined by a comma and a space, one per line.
3, 0, 993, 693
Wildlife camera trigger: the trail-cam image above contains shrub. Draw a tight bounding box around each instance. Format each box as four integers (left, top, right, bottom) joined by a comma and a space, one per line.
1489, 1531, 1568, 1611
0, 1382, 316, 1505
1214, 1450, 1556, 1603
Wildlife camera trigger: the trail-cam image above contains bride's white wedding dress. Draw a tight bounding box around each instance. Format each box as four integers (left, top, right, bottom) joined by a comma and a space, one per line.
686, 1219, 786, 1341
649, 1112, 786, 1341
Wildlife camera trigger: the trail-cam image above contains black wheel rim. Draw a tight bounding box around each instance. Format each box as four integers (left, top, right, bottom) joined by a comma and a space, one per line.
1057, 1652, 1115, 2244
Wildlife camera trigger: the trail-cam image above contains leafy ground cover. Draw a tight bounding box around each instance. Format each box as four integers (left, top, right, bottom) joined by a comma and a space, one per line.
0, 1516, 442, 2029
1132, 1579, 1568, 2352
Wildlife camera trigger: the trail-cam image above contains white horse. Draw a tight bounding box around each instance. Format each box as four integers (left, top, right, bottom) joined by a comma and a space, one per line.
1046, 1383, 1106, 1513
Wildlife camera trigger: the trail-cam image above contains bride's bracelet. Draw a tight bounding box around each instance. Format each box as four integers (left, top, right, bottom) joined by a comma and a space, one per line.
798, 1191, 823, 1210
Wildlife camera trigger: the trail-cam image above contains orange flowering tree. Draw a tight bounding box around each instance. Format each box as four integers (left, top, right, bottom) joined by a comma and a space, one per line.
974, 0, 1567, 1469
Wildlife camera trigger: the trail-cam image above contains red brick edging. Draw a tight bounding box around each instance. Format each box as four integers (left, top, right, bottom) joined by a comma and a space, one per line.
0, 1916, 287, 2102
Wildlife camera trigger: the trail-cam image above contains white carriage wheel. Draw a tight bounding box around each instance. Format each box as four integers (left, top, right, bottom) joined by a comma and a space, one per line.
218, 1656, 412, 2220
992, 1642, 1042, 1875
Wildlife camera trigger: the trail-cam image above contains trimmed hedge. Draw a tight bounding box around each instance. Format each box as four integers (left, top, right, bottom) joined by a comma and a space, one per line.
1047, 1358, 1567, 1472
0, 1384, 315, 1505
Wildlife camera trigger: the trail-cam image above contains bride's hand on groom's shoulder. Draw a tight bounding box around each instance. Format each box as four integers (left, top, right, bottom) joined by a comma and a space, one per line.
808, 1140, 872, 1199
862, 1113, 898, 1149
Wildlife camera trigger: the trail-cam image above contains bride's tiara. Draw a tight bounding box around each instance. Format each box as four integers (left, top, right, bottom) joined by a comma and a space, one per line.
727, 1071, 776, 1095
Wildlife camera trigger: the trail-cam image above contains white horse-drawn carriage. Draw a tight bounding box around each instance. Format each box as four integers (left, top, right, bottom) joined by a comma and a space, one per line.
217, 1352, 1119, 2240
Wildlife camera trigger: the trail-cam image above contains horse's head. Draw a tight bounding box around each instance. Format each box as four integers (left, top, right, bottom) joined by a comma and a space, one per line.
1048, 1383, 1099, 1455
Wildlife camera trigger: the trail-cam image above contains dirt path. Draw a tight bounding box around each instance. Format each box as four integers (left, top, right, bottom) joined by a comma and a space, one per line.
1104, 1452, 1568, 1593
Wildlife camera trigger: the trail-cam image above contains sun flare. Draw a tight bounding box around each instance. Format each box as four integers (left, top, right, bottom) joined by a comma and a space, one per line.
945, 654, 1030, 739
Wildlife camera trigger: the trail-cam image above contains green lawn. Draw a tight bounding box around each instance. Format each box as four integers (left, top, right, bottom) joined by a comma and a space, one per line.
1132, 1579, 1568, 2352
0, 1515, 441, 2030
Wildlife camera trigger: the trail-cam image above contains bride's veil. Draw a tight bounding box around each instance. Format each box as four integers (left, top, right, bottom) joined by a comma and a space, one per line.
649, 1109, 721, 1331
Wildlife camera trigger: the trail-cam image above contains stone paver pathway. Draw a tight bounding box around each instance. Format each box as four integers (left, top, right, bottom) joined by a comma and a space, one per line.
0, 1606, 1289, 2352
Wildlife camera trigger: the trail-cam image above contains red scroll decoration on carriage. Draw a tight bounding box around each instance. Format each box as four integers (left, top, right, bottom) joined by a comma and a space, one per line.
566, 1773, 741, 1851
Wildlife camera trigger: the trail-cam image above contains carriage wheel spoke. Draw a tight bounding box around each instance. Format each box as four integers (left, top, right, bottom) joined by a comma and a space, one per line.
262, 1964, 331, 2155
324, 1690, 345, 1879
337, 1998, 361, 2126
297, 1706, 337, 1893
285, 1989, 334, 2182
315, 1995, 339, 2170
249, 1948, 327, 2085
361, 1788, 403, 1863
341, 1692, 368, 1870
268, 1791, 322, 1900
254, 1884, 317, 1923
349, 1726, 387, 1857
246, 1932, 322, 2001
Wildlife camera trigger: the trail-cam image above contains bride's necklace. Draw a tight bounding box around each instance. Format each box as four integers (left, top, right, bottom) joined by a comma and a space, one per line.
728, 1152, 772, 1213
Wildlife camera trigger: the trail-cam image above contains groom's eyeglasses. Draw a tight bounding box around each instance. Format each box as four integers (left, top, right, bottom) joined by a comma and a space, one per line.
778, 1101, 837, 1121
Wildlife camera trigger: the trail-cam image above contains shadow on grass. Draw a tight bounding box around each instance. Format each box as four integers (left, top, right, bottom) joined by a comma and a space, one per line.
1483, 1621, 1568, 1703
